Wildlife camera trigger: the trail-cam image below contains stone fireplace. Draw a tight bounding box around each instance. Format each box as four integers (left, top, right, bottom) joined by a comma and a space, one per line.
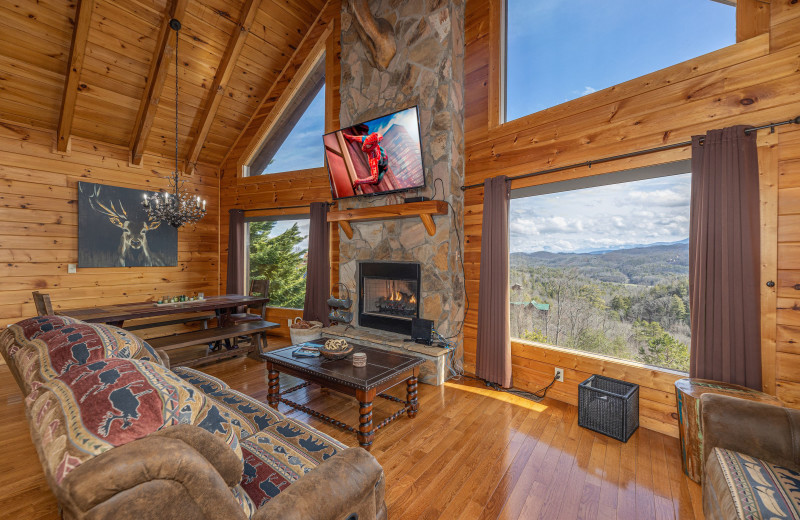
336, 0, 465, 361
358, 261, 421, 335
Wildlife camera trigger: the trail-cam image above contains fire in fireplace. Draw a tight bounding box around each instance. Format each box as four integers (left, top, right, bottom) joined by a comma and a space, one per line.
358, 262, 421, 335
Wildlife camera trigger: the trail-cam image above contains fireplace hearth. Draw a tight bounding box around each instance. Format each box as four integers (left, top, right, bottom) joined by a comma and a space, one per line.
358, 262, 421, 335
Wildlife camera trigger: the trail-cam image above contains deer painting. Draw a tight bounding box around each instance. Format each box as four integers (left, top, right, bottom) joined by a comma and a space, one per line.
78, 182, 177, 268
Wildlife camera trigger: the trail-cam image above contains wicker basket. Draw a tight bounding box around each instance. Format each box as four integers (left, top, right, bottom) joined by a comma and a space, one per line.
288, 317, 323, 344
578, 375, 639, 442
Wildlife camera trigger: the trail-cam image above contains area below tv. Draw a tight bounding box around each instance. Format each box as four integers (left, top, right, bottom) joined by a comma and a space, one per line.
326, 200, 448, 239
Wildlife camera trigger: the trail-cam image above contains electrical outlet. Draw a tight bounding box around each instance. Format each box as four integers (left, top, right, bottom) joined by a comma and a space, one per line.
68, 264, 77, 274
554, 367, 564, 382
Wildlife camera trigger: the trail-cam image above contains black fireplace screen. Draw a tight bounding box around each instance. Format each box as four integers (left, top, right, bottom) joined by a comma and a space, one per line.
358, 262, 421, 335
362, 277, 418, 319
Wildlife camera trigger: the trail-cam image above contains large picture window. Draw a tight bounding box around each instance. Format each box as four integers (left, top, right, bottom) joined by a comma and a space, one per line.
509, 163, 691, 372
504, 0, 735, 122
246, 217, 309, 309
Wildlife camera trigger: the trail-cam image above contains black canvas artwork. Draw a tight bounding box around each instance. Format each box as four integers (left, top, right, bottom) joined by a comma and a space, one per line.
78, 182, 178, 267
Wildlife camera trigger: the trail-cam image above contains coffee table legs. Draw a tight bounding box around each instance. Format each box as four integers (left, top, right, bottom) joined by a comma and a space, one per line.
267, 366, 280, 409
355, 388, 376, 449
407, 376, 418, 418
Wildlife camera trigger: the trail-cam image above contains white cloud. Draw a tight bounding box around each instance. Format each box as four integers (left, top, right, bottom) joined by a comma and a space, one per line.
510, 173, 691, 253
579, 86, 597, 96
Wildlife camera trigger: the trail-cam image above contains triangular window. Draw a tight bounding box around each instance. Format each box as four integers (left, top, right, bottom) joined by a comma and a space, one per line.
248, 59, 325, 176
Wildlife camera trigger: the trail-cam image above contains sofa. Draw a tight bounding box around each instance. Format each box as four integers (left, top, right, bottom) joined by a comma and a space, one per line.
0, 315, 388, 520
701, 393, 800, 519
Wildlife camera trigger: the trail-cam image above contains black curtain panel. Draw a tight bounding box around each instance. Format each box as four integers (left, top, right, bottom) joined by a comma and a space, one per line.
303, 202, 331, 326
226, 209, 245, 295
690, 125, 762, 390
476, 175, 512, 388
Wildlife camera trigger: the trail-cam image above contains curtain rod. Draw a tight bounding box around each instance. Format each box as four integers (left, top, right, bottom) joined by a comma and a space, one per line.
242, 202, 332, 213
460, 116, 800, 191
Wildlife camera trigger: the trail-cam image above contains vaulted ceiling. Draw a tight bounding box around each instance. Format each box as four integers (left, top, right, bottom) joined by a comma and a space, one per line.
0, 0, 326, 168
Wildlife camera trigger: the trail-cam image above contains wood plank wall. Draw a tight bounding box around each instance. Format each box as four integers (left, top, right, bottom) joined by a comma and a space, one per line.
0, 122, 221, 336
217, 0, 341, 328
463, 0, 800, 437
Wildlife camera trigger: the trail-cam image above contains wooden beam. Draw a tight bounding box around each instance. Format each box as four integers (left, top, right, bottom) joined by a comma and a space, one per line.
185, 0, 262, 174
327, 201, 448, 239
736, 0, 770, 42
221, 0, 333, 169
56, 0, 94, 153
129, 0, 189, 166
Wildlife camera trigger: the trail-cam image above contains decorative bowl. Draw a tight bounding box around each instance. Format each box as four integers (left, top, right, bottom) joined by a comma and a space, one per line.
319, 346, 353, 360
319, 338, 353, 360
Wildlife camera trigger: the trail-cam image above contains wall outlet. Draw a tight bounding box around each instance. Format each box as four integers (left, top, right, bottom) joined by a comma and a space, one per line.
554, 367, 564, 382
68, 264, 77, 274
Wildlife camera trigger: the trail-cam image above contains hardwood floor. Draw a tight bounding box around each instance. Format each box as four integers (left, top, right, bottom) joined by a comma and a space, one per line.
0, 341, 704, 520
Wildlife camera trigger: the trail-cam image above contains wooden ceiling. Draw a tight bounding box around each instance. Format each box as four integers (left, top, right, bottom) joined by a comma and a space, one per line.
0, 0, 326, 168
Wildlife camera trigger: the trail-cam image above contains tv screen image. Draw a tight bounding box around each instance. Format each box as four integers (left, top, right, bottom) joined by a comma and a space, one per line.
323, 106, 424, 200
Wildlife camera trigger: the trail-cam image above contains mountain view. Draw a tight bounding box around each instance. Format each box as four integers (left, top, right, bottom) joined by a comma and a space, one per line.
510, 174, 691, 372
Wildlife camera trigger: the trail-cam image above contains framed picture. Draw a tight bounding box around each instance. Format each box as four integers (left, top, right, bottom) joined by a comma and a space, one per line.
78, 182, 178, 267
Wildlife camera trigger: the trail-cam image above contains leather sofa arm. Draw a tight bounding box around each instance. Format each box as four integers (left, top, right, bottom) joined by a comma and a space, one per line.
701, 393, 800, 472
253, 448, 385, 520
58, 426, 246, 519
150, 424, 243, 486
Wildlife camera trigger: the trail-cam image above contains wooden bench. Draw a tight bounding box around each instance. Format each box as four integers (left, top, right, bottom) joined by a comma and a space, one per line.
124, 312, 217, 332
147, 320, 279, 368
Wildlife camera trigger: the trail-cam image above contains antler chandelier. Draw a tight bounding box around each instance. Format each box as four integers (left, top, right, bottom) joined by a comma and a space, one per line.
143, 18, 206, 229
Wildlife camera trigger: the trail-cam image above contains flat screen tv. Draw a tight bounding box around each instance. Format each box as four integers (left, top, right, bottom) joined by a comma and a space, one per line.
323, 106, 425, 200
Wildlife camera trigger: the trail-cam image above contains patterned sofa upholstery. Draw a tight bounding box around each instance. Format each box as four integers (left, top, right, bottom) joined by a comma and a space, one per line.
1, 316, 387, 520
701, 393, 800, 520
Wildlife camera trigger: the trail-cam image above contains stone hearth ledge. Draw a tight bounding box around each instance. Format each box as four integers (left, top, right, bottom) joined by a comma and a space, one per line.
321, 326, 449, 386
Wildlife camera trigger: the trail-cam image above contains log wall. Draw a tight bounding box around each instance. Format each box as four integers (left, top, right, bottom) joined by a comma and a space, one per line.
0, 122, 220, 335
463, 0, 800, 437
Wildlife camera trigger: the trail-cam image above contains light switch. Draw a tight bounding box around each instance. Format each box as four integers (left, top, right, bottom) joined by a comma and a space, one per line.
68, 264, 77, 274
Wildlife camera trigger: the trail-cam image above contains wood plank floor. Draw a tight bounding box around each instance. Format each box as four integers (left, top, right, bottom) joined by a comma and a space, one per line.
0, 340, 704, 520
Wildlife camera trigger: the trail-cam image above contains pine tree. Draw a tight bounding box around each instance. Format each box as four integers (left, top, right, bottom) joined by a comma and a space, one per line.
248, 221, 307, 308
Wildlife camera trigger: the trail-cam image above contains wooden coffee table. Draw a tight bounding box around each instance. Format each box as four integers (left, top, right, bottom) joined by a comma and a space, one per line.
261, 341, 424, 450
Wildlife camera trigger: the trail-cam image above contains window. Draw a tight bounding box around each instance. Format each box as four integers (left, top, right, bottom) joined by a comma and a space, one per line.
504, 0, 735, 122
246, 217, 309, 308
509, 162, 692, 372
247, 58, 325, 176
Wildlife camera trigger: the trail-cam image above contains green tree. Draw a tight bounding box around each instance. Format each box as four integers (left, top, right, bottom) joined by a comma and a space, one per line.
520, 328, 550, 344
248, 221, 307, 308
633, 320, 690, 372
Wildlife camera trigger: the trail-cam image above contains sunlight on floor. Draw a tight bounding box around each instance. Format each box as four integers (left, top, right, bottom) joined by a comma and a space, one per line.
445, 381, 550, 412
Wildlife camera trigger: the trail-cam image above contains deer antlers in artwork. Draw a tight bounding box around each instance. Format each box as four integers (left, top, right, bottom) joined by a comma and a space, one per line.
350, 0, 396, 70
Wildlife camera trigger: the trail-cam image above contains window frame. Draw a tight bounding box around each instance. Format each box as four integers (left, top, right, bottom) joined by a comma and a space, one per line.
245, 213, 311, 311
495, 0, 741, 128
508, 160, 692, 374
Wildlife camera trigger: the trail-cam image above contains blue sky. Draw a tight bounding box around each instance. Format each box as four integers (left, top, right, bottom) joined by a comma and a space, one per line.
506, 0, 736, 120
259, 85, 326, 175
510, 173, 691, 254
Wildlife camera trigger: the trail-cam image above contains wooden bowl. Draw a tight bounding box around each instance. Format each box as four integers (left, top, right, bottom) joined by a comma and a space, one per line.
319, 346, 353, 360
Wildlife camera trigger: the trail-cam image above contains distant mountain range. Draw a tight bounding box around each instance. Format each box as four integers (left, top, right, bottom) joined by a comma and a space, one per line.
510, 239, 689, 286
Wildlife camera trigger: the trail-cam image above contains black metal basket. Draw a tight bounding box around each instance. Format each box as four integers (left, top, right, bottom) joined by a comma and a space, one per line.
578, 375, 639, 442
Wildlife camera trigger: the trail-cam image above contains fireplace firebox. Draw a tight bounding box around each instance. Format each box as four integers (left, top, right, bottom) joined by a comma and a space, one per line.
358, 262, 421, 335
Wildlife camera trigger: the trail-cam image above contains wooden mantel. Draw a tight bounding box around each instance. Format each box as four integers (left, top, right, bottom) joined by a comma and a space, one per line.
327, 201, 448, 239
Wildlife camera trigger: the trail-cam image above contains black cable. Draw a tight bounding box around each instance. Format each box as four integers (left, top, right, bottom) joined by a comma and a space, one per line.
429, 177, 468, 341
451, 372, 557, 401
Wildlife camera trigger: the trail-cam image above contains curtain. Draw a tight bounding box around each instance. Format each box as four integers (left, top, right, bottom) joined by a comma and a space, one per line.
303, 202, 331, 326
476, 176, 512, 388
690, 125, 761, 390
226, 209, 245, 295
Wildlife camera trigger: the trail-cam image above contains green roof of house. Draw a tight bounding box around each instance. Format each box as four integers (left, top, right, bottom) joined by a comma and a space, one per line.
510, 300, 550, 311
